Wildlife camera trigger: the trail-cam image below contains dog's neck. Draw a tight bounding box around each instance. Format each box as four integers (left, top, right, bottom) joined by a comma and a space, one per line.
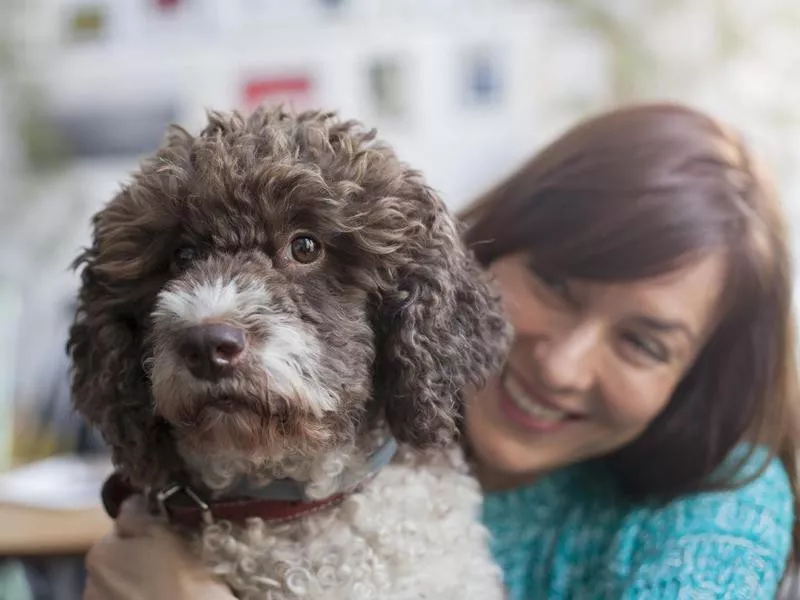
177, 423, 394, 501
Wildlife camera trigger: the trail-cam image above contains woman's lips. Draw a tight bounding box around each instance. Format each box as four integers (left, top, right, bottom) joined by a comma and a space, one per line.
497, 370, 582, 433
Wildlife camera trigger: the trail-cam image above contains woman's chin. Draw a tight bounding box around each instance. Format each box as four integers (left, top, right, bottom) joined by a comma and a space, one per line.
465, 393, 576, 489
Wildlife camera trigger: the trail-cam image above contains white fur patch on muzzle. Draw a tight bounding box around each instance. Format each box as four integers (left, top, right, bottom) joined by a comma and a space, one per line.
153, 277, 338, 416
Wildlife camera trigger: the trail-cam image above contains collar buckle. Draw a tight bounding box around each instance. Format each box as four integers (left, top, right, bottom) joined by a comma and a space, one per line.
155, 483, 214, 525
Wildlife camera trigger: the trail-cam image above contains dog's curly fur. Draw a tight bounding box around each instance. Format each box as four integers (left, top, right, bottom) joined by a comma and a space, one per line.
68, 106, 510, 599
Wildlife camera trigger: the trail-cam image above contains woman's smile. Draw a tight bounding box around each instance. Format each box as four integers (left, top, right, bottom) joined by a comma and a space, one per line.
497, 369, 582, 434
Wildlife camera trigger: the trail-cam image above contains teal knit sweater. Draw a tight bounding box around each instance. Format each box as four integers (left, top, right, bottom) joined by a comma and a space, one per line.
482, 455, 794, 599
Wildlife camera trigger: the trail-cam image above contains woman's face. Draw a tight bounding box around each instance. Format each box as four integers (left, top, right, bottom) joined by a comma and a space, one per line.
465, 252, 727, 489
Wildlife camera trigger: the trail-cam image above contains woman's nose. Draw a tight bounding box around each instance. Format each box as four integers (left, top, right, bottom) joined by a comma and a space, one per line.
533, 324, 600, 393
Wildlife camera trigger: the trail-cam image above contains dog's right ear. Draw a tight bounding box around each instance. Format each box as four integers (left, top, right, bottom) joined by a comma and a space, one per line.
68, 127, 194, 488
68, 199, 180, 489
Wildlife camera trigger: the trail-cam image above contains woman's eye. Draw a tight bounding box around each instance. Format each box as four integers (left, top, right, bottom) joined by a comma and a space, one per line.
289, 234, 322, 264
171, 245, 197, 271
540, 274, 570, 297
623, 332, 669, 363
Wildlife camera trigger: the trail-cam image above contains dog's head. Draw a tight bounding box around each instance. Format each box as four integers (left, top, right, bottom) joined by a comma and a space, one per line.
68, 107, 510, 488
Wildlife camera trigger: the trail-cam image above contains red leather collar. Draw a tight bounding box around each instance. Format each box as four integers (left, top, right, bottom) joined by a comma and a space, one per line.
101, 472, 349, 527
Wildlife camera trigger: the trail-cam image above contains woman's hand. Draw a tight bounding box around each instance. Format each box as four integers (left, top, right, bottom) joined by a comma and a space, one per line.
83, 495, 235, 600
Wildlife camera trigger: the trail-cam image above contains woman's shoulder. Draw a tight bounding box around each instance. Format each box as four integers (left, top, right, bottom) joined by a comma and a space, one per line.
481, 454, 794, 599
612, 453, 794, 598
633, 451, 792, 540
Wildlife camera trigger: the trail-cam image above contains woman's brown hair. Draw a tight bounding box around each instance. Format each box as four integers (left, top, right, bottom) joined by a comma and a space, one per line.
460, 102, 800, 566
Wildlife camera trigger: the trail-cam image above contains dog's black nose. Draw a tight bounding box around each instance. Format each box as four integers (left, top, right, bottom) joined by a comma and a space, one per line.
177, 323, 247, 380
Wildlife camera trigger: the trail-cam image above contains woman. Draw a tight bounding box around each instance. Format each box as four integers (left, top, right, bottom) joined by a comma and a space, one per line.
83, 103, 800, 599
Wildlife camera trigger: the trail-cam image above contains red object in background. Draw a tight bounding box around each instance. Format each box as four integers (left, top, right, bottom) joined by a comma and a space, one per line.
243, 76, 312, 109
156, 0, 180, 10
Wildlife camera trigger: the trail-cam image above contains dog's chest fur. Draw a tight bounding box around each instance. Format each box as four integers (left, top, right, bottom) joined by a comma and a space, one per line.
191, 445, 504, 600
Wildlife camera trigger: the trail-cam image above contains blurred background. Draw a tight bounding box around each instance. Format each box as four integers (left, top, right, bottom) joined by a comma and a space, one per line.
2, 0, 800, 598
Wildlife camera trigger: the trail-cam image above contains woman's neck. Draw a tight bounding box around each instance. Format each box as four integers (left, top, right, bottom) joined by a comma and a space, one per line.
471, 459, 541, 493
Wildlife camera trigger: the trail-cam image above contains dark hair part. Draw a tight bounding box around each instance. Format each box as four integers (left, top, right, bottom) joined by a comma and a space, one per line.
460, 102, 800, 564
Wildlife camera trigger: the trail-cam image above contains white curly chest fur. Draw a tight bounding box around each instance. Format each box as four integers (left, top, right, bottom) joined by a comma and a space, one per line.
192, 445, 504, 600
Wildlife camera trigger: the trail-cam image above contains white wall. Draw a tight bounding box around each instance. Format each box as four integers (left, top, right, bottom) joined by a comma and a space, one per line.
33, 0, 552, 210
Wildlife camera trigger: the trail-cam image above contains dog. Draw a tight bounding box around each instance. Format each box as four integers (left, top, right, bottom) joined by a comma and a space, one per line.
68, 106, 511, 599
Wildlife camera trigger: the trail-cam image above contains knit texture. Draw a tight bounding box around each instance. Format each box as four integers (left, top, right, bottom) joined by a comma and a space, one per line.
482, 452, 794, 599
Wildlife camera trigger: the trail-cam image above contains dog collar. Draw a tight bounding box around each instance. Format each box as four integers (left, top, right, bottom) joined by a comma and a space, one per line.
100, 436, 398, 527
226, 435, 398, 501
101, 474, 353, 527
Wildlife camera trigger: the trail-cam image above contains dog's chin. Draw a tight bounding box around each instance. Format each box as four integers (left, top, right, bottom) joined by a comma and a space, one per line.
156, 392, 335, 456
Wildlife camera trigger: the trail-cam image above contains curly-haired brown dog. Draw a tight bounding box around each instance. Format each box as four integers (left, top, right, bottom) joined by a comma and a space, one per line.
68, 106, 510, 599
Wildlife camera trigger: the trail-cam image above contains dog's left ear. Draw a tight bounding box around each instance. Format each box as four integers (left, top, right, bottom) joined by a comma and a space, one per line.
371, 182, 511, 448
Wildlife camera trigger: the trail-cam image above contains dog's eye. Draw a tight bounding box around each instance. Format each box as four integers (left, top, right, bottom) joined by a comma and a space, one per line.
172, 245, 197, 271
289, 235, 322, 264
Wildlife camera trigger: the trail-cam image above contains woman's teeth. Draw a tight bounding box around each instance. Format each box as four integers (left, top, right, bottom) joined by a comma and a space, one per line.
503, 372, 568, 422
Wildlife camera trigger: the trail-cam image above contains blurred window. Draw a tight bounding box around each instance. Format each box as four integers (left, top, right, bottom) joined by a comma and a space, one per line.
368, 59, 407, 119
66, 5, 107, 43
463, 48, 504, 106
